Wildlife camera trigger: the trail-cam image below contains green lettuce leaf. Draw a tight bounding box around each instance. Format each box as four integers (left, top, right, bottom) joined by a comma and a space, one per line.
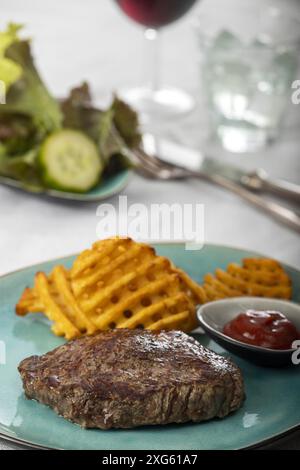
0, 25, 62, 135
61, 84, 140, 171
0, 23, 22, 89
0, 23, 20, 55
0, 113, 36, 154
111, 95, 141, 149
4, 41, 62, 134
0, 146, 44, 190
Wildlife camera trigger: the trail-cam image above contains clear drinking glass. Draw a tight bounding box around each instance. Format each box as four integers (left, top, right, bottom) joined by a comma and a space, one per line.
196, 7, 300, 153
114, 0, 199, 118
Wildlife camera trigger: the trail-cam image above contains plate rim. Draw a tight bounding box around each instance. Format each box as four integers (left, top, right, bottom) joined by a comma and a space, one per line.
1, 241, 299, 450
0, 169, 131, 202
1, 423, 300, 451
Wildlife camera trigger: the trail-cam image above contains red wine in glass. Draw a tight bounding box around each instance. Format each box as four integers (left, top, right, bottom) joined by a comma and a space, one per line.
114, 0, 199, 117
115, 0, 198, 28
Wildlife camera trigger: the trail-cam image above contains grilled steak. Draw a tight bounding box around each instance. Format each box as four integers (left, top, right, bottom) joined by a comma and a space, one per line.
18, 329, 244, 429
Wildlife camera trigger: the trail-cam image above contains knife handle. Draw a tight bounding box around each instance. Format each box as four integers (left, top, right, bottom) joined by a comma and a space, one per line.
189, 170, 300, 233
241, 169, 300, 204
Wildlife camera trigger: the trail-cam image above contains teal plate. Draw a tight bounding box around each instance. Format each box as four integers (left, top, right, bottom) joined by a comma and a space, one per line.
0, 169, 130, 202
0, 244, 300, 450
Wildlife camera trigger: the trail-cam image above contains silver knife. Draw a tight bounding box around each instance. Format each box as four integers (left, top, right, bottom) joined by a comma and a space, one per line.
143, 135, 300, 204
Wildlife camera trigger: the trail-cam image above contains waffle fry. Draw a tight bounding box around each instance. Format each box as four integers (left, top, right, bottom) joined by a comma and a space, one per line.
202, 258, 292, 301
16, 287, 43, 315
174, 267, 208, 305
16, 238, 198, 338
17, 266, 96, 340
15, 238, 292, 340
34, 270, 80, 340
71, 238, 197, 332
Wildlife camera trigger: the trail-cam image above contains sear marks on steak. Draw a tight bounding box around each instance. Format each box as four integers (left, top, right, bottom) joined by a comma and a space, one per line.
18, 329, 245, 429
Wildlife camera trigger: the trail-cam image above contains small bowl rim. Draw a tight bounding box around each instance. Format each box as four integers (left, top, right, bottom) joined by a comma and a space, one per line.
197, 297, 300, 355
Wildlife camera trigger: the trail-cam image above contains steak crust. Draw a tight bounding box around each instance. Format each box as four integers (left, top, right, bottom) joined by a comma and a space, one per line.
18, 329, 244, 429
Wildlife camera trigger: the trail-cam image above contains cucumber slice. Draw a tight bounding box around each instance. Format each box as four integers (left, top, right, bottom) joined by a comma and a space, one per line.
39, 130, 103, 192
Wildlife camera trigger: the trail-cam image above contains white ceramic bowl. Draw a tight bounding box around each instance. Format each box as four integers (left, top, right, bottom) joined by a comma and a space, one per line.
197, 297, 300, 367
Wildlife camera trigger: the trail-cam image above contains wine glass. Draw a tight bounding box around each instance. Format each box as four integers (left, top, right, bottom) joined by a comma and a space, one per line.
114, 0, 199, 118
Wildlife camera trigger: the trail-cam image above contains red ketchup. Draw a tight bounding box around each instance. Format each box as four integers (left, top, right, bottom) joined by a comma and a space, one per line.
223, 310, 299, 350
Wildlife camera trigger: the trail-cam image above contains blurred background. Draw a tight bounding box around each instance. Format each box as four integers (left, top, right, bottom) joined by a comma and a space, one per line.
0, 0, 299, 275
2, 0, 300, 148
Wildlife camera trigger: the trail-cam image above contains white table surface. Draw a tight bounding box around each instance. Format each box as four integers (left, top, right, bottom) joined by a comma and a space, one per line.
1, 0, 300, 450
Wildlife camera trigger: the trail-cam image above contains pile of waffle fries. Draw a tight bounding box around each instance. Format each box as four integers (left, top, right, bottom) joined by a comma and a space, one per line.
202, 258, 291, 301
16, 237, 292, 340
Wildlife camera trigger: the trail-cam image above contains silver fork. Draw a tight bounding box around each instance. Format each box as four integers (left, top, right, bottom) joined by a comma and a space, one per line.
132, 147, 300, 233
